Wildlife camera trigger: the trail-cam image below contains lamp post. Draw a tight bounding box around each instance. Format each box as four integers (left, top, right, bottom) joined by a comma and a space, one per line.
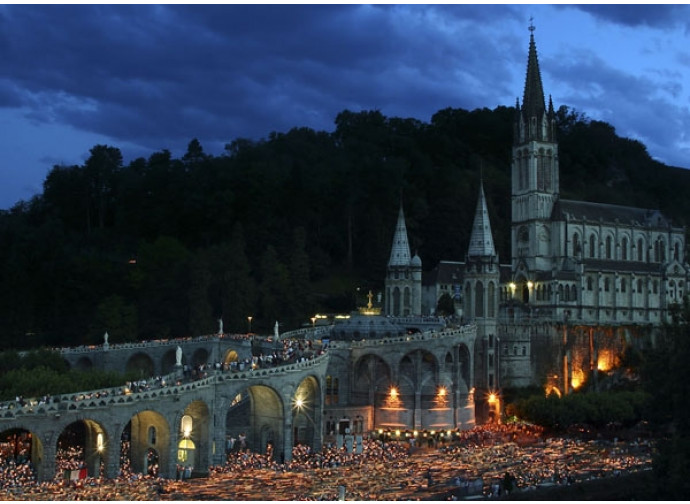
247, 316, 253, 334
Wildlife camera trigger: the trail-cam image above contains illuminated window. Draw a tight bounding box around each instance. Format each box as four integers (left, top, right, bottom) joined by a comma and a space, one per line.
181, 415, 193, 438
177, 439, 195, 463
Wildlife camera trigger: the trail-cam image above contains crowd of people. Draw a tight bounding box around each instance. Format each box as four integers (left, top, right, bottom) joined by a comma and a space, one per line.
0, 420, 654, 501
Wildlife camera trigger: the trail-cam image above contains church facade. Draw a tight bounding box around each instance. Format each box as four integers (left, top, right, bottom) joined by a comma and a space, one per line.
411, 29, 687, 399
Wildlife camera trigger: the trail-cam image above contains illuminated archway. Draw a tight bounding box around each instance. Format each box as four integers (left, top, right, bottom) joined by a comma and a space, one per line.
55, 419, 108, 480
123, 410, 170, 477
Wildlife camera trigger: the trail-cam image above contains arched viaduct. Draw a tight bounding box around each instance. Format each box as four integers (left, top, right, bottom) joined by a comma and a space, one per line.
0, 352, 328, 482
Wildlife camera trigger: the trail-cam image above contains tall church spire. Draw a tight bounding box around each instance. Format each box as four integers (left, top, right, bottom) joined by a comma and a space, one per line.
522, 22, 546, 123
467, 180, 497, 258
388, 203, 412, 266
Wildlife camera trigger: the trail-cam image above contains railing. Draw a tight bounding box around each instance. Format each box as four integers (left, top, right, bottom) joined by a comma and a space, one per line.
58, 333, 254, 355
328, 324, 475, 349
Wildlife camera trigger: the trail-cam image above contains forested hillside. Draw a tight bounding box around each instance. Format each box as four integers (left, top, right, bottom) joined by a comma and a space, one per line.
1, 105, 689, 349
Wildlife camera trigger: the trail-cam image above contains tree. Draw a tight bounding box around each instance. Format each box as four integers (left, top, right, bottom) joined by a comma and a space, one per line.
220, 224, 258, 334
83, 145, 123, 231
436, 293, 456, 316
258, 245, 291, 331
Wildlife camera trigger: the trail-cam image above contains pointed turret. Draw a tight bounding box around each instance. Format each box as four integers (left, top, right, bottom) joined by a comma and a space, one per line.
388, 204, 412, 267
385, 202, 422, 317
467, 181, 497, 259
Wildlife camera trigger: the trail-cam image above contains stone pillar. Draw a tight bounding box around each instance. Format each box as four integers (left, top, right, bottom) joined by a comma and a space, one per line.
36, 429, 57, 482
282, 421, 293, 463
414, 391, 422, 429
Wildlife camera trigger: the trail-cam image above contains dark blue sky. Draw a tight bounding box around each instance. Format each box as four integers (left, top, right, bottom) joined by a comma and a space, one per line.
1, 4, 689, 209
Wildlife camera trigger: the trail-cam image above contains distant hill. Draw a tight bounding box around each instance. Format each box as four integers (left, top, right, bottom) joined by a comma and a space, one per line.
0, 105, 688, 349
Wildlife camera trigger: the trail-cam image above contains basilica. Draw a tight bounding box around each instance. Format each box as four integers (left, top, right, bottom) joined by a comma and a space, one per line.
323, 28, 688, 430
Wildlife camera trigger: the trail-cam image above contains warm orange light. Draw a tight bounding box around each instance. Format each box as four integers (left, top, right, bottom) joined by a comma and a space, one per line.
437, 386, 447, 397
597, 350, 614, 372
488, 393, 497, 404
389, 387, 398, 398
571, 369, 585, 389
545, 386, 562, 398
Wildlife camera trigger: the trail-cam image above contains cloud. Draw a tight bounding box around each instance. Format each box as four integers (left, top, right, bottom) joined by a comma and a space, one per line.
572, 5, 690, 30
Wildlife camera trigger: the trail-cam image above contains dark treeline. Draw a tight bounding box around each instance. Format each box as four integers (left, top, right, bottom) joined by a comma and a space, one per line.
2, 105, 690, 349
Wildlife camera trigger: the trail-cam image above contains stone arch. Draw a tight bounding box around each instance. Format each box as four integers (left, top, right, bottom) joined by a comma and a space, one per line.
162, 348, 184, 375
291, 376, 322, 449
0, 426, 44, 481
126, 352, 155, 378
226, 385, 285, 456
175, 400, 211, 474
123, 410, 171, 478
352, 354, 392, 406
192, 348, 209, 368
74, 356, 93, 371
223, 349, 239, 365
56, 419, 109, 479
398, 349, 439, 398
457, 344, 471, 392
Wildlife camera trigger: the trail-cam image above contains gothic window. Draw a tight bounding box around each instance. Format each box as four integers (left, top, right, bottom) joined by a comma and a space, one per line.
654, 240, 660, 262
558, 284, 563, 300
606, 236, 612, 259
149, 426, 156, 445
465, 283, 472, 318
572, 233, 581, 256
392, 287, 401, 316
660, 239, 666, 262
653, 280, 659, 294
604, 278, 610, 292
622, 237, 628, 260
522, 346, 527, 356
537, 149, 545, 190
621, 279, 627, 293
503, 345, 508, 356
637, 279, 643, 294
404, 287, 411, 309
489, 334, 494, 347
544, 151, 553, 190
587, 276, 593, 291
589, 234, 596, 258
571, 284, 577, 302
638, 238, 644, 262
670, 280, 676, 299
675, 242, 681, 261
488, 354, 494, 368
475, 281, 484, 317
521, 154, 528, 190
488, 282, 495, 317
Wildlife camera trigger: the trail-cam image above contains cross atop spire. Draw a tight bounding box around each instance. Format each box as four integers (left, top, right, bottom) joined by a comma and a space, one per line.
529, 17, 535, 33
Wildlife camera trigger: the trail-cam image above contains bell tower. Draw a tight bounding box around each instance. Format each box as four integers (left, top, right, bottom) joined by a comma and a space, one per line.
511, 22, 559, 274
